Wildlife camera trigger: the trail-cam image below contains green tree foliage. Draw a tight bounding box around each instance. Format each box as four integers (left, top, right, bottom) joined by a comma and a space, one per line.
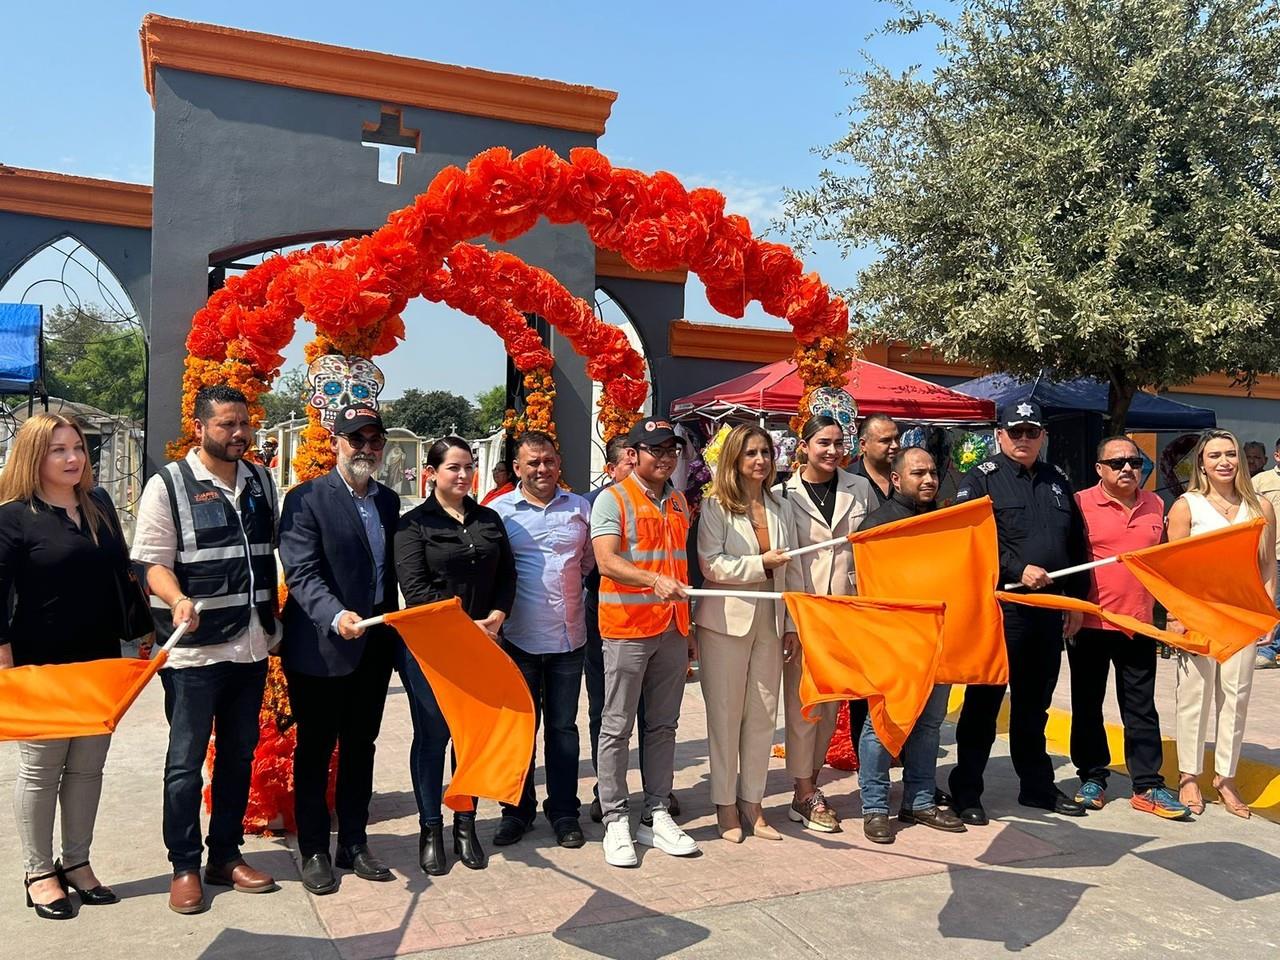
474, 384, 507, 434
43, 304, 146, 419
785, 0, 1280, 427
382, 388, 478, 438
259, 366, 309, 426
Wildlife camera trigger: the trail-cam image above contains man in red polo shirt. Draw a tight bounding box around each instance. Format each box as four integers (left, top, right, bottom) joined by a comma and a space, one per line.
1070, 436, 1189, 819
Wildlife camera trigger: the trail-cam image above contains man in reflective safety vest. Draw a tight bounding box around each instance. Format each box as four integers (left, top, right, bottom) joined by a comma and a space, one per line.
591, 419, 697, 868
133, 385, 280, 914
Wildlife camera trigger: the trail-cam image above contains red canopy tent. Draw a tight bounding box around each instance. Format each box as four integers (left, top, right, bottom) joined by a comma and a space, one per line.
670, 358, 995, 424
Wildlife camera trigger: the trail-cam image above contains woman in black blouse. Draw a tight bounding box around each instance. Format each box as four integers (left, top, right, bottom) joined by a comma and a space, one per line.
394, 436, 516, 875
0, 414, 147, 919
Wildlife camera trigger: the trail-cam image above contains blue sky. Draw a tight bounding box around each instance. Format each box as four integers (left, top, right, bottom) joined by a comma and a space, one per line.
0, 1, 944, 402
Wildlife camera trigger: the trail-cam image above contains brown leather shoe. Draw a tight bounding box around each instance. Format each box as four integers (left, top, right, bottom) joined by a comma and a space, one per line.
863, 813, 894, 844
168, 871, 206, 914
204, 859, 278, 893
899, 805, 968, 833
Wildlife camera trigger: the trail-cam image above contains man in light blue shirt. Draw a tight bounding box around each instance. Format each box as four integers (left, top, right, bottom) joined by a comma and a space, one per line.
490, 431, 595, 849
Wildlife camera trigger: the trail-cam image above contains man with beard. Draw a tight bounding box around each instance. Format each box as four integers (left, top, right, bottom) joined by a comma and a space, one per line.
856, 447, 967, 843
132, 385, 281, 914
278, 404, 401, 894
951, 399, 1089, 823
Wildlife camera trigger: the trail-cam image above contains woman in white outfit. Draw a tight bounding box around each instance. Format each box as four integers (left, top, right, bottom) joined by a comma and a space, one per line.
777, 416, 875, 832
696, 425, 797, 842
1166, 429, 1277, 818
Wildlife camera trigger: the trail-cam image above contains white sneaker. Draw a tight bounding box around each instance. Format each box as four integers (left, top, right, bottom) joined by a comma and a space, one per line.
602, 820, 638, 868
636, 808, 699, 856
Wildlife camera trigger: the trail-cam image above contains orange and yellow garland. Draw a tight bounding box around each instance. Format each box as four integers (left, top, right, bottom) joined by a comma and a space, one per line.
181, 147, 851, 833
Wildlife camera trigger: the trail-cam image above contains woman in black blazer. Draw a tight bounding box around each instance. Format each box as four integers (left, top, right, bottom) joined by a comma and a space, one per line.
394, 436, 515, 875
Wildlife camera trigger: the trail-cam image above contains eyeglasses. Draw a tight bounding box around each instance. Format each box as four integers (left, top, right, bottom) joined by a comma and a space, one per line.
638, 443, 680, 460
1005, 427, 1043, 440
344, 433, 387, 451
1098, 456, 1144, 471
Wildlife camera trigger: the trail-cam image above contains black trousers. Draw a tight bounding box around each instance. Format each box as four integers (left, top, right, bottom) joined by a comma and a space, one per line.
950, 605, 1064, 808
286, 642, 394, 858
1067, 627, 1165, 792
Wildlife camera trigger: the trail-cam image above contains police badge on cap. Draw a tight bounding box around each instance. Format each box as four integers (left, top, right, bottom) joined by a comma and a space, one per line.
998, 398, 1045, 429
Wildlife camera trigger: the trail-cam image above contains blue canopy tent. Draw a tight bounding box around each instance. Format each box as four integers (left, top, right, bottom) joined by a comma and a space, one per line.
0, 304, 46, 412
952, 373, 1216, 431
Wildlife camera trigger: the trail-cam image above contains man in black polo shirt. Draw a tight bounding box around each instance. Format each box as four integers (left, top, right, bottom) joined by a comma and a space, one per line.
857, 447, 966, 843
950, 399, 1088, 823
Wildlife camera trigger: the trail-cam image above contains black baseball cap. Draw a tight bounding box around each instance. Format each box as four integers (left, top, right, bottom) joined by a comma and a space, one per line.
625, 418, 685, 449
332, 404, 385, 435
998, 398, 1045, 429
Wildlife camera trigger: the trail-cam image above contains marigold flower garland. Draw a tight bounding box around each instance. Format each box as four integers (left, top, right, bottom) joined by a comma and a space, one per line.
176, 147, 851, 832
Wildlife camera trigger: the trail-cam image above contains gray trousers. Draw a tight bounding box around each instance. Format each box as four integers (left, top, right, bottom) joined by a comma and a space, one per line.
597, 629, 688, 825
14, 735, 112, 875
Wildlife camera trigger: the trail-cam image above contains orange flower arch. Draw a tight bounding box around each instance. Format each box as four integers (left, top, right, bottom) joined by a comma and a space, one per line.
172, 146, 851, 481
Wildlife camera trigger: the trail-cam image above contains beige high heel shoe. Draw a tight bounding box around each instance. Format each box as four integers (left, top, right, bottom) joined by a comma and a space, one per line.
1177, 775, 1205, 815
716, 804, 744, 843
737, 800, 782, 841
1212, 777, 1252, 819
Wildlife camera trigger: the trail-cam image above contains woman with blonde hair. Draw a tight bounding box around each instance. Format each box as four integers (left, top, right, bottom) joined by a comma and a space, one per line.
696, 425, 797, 842
1167, 429, 1277, 818
0, 413, 147, 918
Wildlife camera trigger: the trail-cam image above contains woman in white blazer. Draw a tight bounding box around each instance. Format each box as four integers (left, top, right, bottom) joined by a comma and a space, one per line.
777, 415, 875, 833
697, 425, 797, 842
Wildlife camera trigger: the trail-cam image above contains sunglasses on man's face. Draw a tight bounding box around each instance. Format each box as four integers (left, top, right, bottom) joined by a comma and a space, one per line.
1098, 456, 1144, 471
345, 433, 387, 451
1005, 426, 1043, 440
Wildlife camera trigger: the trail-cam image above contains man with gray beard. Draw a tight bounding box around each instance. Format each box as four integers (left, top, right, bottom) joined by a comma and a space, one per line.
279, 404, 402, 895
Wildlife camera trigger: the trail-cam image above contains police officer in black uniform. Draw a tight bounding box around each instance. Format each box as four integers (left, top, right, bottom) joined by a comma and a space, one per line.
948, 398, 1089, 822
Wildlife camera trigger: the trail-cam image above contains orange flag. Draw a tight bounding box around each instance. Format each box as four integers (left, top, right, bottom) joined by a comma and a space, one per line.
784, 593, 945, 756
850, 497, 1008, 686
0, 651, 169, 741
993, 591, 1205, 654
385, 599, 535, 812
1121, 518, 1278, 662
997, 519, 1278, 663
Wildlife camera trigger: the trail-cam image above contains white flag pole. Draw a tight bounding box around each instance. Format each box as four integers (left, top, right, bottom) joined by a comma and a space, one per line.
160, 600, 206, 652
779, 533, 851, 561
1000, 555, 1119, 591
353, 613, 387, 630
684, 587, 786, 601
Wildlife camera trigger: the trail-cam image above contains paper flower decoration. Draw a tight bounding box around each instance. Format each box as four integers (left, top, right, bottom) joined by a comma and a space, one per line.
952, 431, 992, 473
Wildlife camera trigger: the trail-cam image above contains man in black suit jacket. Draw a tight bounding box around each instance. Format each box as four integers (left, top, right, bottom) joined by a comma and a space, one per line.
279, 404, 400, 895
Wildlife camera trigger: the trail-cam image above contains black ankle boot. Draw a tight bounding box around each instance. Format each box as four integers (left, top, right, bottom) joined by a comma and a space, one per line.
452, 815, 487, 870
419, 824, 448, 876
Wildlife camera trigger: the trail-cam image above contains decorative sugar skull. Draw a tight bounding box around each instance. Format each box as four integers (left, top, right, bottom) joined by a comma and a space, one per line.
807, 386, 859, 455
306, 354, 385, 429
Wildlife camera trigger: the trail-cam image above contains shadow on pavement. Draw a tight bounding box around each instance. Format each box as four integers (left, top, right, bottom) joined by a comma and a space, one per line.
1136, 840, 1280, 901
938, 866, 1094, 952
198, 928, 341, 960
551, 889, 710, 959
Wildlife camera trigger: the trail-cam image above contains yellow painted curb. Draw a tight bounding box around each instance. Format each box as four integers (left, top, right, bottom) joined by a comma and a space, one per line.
945, 687, 1280, 823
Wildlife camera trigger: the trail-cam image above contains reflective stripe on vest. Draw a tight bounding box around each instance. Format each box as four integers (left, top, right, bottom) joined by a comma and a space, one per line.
597, 474, 690, 639
150, 459, 278, 647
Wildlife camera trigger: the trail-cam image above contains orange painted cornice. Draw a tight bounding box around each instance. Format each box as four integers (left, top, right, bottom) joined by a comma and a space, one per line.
668, 320, 1280, 401
595, 248, 688, 285
0, 165, 152, 229
139, 14, 617, 135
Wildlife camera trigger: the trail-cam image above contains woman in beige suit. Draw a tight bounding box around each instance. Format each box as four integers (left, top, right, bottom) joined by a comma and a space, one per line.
697, 425, 796, 842
778, 415, 875, 832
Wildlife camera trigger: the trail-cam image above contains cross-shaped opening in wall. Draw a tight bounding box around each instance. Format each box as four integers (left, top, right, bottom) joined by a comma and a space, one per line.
361, 107, 421, 185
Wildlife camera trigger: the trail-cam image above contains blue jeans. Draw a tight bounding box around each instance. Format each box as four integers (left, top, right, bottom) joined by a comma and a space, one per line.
858, 684, 952, 815
501, 642, 585, 825
397, 642, 473, 827
160, 658, 268, 873
1259, 562, 1280, 660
